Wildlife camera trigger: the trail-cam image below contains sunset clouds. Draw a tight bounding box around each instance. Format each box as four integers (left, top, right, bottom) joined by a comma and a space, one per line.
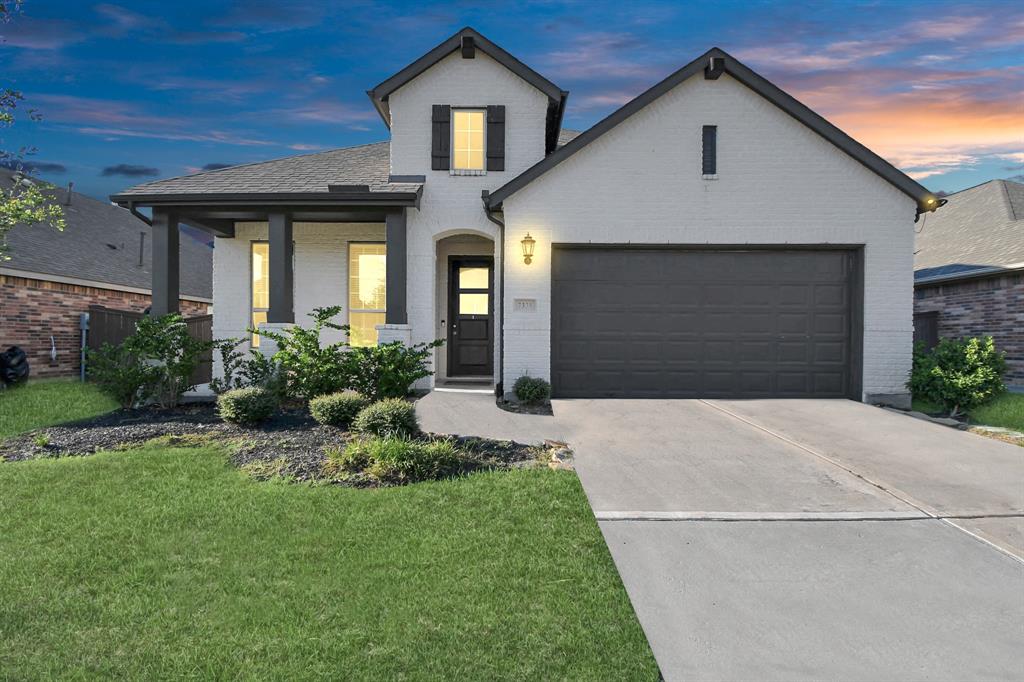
1, 0, 1020, 199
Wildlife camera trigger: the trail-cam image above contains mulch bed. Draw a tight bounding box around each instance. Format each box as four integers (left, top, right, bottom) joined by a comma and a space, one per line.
496, 399, 553, 416
0, 404, 557, 485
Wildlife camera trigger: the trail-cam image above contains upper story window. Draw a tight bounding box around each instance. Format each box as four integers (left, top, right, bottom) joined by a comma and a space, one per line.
452, 109, 485, 171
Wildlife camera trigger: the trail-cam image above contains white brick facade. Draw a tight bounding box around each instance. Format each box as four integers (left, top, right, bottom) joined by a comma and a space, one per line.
211, 51, 917, 403
500, 74, 916, 401
212, 221, 385, 376
388, 51, 550, 385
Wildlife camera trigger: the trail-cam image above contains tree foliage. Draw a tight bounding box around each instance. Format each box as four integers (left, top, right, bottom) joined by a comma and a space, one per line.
1, 2, 65, 260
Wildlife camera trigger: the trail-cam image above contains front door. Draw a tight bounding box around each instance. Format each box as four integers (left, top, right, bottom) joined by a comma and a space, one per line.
447, 257, 493, 376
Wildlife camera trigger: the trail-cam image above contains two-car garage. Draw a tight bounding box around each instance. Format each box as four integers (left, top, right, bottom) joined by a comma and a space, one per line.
550, 247, 861, 399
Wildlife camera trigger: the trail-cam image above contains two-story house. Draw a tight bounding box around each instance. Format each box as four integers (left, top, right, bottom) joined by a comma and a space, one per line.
112, 27, 941, 406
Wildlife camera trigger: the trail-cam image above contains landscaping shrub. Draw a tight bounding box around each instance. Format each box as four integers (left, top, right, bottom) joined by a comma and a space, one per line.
254, 306, 350, 401
513, 375, 551, 405
217, 387, 278, 425
309, 391, 368, 428
332, 436, 460, 482
353, 398, 418, 437
908, 336, 1006, 417
343, 338, 443, 401
209, 339, 288, 400
209, 338, 246, 395
88, 314, 213, 408
87, 342, 159, 408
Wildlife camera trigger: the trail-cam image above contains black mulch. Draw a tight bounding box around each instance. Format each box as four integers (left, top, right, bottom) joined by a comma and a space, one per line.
1, 404, 553, 486
496, 399, 554, 416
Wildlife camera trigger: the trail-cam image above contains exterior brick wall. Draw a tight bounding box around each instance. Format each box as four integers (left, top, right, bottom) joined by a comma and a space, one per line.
915, 272, 1024, 386
0, 274, 209, 379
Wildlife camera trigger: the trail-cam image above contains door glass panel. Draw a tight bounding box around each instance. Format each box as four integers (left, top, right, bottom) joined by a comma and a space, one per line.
459, 293, 488, 315
459, 267, 488, 289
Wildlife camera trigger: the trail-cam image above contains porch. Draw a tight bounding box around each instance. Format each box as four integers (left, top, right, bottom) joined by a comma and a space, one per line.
112, 184, 499, 389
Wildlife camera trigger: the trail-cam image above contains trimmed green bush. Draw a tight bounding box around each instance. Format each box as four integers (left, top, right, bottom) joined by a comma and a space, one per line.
217, 387, 278, 425
309, 391, 369, 428
332, 436, 460, 482
908, 336, 1006, 417
513, 375, 551, 405
343, 338, 443, 401
353, 398, 418, 437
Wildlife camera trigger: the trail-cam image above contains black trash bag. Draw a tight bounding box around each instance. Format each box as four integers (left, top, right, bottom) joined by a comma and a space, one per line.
0, 346, 30, 386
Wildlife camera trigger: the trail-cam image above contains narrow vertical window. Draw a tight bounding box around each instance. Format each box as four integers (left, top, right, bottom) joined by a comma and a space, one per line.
702, 125, 717, 176
452, 109, 485, 171
251, 242, 269, 347
348, 243, 387, 347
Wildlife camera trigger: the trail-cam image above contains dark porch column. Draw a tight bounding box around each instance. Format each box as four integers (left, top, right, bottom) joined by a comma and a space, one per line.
267, 212, 294, 324
150, 209, 179, 316
385, 208, 407, 324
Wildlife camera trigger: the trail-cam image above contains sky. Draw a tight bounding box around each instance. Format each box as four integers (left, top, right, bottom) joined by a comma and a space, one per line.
1, 0, 1022, 201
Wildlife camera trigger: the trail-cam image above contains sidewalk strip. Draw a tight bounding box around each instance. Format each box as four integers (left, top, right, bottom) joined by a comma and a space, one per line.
595, 511, 930, 522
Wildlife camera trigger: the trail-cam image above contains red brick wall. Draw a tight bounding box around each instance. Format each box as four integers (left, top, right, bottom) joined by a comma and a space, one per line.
0, 274, 209, 378
914, 272, 1024, 385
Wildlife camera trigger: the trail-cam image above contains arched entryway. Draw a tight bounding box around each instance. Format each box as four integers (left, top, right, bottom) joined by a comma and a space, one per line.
434, 232, 496, 387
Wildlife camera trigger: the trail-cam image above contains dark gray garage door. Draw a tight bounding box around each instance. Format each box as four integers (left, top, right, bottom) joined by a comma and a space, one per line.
551, 248, 860, 399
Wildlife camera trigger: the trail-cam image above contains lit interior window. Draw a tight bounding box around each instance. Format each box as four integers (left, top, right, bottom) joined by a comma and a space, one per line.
349, 243, 386, 346
452, 110, 485, 170
251, 242, 269, 347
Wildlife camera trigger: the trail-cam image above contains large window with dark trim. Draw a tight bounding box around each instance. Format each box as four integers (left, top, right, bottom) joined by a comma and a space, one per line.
348, 242, 386, 347
250, 241, 269, 347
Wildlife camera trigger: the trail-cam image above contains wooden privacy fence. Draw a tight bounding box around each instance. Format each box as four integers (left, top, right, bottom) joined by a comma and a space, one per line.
912, 311, 939, 351
83, 306, 213, 385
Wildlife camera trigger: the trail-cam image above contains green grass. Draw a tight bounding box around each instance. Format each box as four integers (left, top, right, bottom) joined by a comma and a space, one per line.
970, 393, 1024, 432
0, 379, 117, 438
913, 392, 1024, 432
0, 446, 658, 680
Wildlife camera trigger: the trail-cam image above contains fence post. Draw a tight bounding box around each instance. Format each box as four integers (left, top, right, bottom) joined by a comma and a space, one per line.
79, 312, 90, 382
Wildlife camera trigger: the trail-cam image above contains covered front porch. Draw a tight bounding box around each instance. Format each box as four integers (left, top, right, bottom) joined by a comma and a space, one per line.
113, 184, 499, 390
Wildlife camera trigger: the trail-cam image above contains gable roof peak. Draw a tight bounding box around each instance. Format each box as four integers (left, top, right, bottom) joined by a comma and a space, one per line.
486, 46, 940, 216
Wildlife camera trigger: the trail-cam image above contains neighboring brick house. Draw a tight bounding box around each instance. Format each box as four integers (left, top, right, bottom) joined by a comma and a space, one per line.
1, 171, 212, 378
914, 179, 1024, 387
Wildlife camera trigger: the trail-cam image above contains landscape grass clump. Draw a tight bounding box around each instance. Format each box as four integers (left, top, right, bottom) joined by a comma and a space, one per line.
217, 387, 278, 425
353, 398, 418, 437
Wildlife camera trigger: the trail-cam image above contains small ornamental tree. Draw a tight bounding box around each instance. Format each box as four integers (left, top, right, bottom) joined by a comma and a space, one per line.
908, 336, 1006, 417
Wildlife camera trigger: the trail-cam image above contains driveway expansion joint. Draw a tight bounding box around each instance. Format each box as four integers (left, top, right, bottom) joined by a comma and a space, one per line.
698, 399, 1024, 564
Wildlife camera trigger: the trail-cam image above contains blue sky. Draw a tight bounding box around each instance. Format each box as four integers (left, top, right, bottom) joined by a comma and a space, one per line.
2, 0, 1022, 200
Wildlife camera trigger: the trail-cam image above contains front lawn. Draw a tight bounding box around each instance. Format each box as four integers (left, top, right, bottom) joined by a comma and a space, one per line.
0, 379, 117, 438
0, 445, 658, 680
913, 392, 1024, 433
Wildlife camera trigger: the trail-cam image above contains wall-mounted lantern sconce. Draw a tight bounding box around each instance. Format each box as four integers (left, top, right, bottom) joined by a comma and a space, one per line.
521, 232, 536, 265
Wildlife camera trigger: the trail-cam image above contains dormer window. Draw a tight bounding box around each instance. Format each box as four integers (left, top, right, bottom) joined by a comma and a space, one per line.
452, 109, 485, 172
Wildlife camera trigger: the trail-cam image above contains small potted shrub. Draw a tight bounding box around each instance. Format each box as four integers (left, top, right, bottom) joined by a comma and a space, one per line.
353, 398, 418, 437
513, 375, 551, 405
309, 391, 369, 428
217, 386, 278, 425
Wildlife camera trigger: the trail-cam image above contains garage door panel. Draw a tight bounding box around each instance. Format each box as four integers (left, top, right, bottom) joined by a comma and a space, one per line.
551, 248, 857, 399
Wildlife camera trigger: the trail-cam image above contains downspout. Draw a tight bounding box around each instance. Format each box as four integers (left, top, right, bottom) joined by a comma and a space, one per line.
482, 190, 505, 398
124, 201, 153, 227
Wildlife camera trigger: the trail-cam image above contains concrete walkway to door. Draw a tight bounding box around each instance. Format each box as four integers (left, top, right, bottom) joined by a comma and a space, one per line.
417, 392, 1024, 681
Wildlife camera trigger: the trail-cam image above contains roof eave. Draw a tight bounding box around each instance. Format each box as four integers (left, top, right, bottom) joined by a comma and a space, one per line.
110, 190, 421, 208
914, 263, 1024, 286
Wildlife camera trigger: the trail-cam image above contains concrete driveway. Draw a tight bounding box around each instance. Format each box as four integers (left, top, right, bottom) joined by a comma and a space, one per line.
418, 394, 1024, 681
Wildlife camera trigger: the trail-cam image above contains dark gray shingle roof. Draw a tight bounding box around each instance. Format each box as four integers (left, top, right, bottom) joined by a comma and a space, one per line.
2, 171, 212, 298
914, 179, 1024, 282
114, 142, 421, 197
115, 133, 581, 199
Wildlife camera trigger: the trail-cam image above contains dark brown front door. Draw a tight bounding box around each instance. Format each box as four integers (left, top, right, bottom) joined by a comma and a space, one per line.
448, 257, 493, 376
